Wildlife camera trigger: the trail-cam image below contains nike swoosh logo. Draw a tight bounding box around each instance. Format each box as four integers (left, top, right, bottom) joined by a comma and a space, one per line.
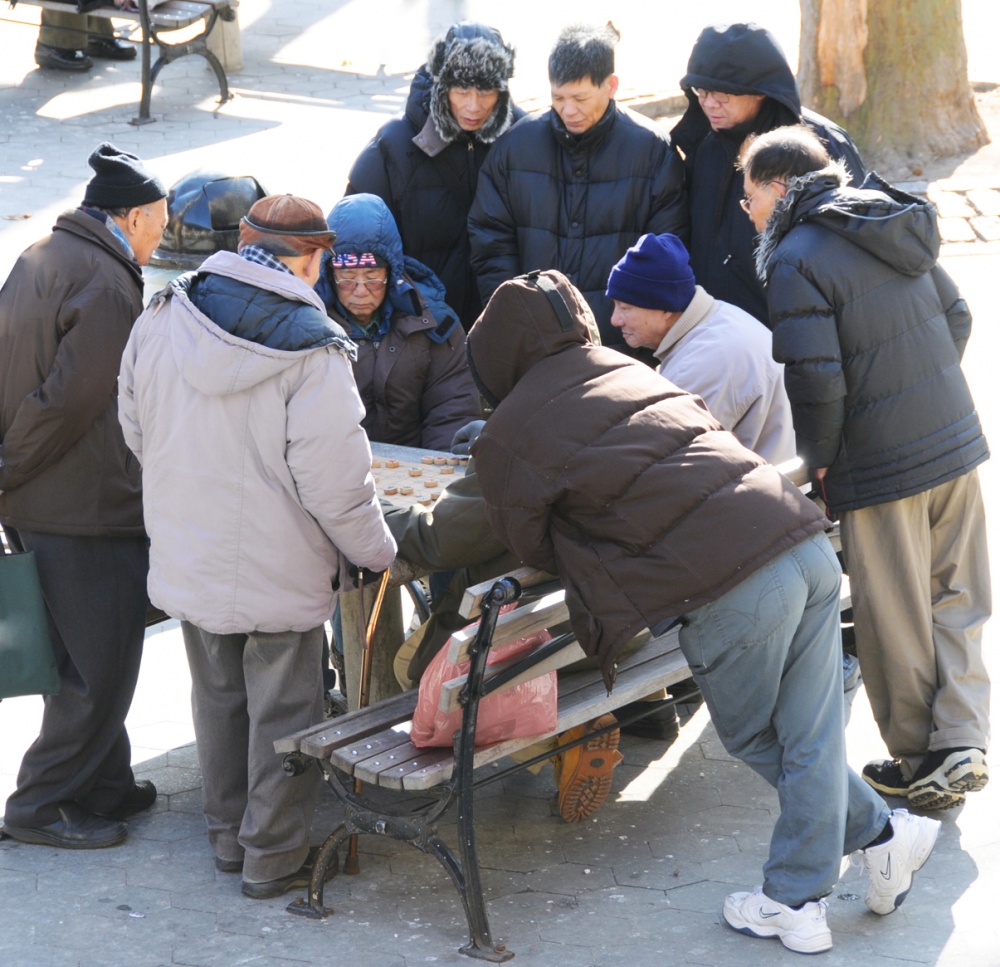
880, 856, 892, 880
759, 909, 782, 918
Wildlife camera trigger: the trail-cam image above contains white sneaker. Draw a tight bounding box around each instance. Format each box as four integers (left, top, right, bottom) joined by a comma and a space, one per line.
859, 808, 940, 915
723, 888, 832, 954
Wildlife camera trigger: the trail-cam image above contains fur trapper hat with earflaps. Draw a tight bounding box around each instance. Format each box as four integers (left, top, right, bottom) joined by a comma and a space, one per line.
428, 22, 516, 145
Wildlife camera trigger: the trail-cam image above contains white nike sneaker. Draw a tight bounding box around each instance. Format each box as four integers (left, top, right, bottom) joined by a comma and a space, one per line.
860, 808, 940, 915
723, 888, 832, 954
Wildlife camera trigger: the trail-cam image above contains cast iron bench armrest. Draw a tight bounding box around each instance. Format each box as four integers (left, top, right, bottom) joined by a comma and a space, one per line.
7, 0, 237, 123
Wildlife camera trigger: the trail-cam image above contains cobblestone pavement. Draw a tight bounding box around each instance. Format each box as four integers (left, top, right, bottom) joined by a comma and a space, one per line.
1, 3, 998, 965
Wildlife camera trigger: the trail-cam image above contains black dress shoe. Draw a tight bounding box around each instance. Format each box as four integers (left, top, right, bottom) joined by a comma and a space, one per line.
216, 855, 244, 873
85, 37, 137, 61
1, 803, 126, 849
95, 779, 158, 821
616, 699, 681, 742
34, 45, 93, 72
242, 847, 338, 900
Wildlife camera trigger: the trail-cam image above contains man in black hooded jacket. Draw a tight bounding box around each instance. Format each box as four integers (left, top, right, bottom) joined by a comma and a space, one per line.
672, 22, 865, 325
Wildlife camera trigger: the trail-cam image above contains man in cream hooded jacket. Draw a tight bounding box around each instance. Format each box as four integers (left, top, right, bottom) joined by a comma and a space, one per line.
118, 195, 396, 898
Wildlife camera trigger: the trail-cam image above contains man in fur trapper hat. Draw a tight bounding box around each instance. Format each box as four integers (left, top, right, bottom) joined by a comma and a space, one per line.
346, 22, 523, 331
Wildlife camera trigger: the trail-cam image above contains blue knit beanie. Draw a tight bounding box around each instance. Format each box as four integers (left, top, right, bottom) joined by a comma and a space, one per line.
606, 233, 696, 311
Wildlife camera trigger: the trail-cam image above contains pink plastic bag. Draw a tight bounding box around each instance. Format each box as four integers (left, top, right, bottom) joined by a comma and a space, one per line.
411, 626, 558, 749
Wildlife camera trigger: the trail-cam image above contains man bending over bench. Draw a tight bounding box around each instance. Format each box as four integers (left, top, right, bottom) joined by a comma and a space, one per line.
463, 269, 940, 956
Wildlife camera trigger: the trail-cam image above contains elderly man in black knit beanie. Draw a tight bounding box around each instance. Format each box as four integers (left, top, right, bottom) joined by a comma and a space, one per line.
0, 142, 167, 850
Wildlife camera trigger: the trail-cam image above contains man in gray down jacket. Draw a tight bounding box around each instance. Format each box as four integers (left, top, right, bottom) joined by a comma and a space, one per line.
118, 195, 396, 899
468, 22, 687, 353
672, 22, 865, 325
0, 143, 167, 851
740, 125, 991, 813
465, 269, 938, 954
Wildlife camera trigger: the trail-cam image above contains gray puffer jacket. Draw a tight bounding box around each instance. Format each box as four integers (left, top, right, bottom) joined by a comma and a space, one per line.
761, 167, 988, 513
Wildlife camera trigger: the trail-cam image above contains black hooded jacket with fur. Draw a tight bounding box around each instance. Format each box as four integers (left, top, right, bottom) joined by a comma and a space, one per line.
466, 270, 827, 689
671, 22, 865, 325
761, 168, 988, 513
346, 23, 522, 330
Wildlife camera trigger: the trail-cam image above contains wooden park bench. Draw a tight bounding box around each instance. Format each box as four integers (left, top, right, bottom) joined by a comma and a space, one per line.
275, 567, 697, 962
5, 0, 238, 123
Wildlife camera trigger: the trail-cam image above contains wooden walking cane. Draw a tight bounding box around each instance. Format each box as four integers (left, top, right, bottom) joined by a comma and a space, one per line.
343, 568, 392, 875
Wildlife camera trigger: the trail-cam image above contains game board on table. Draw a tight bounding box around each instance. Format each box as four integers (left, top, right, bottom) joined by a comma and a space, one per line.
370, 443, 469, 510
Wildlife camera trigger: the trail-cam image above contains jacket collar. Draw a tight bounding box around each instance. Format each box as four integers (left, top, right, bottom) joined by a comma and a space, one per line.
550, 99, 617, 154
653, 286, 717, 361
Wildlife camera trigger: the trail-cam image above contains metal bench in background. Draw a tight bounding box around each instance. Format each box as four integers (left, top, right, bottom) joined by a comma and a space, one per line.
6, 0, 238, 124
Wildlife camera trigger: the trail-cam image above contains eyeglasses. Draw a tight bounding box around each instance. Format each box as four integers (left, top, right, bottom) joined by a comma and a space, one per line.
691, 87, 730, 103
739, 180, 786, 214
334, 277, 388, 293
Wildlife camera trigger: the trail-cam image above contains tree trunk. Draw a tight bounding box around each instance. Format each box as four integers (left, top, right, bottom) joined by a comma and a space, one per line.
798, 0, 988, 170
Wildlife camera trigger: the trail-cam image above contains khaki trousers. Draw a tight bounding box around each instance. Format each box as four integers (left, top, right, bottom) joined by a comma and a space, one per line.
840, 470, 991, 777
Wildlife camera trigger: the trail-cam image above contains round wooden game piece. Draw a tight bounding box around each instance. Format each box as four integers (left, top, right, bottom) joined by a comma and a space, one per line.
408, 467, 422, 477
441, 466, 455, 475
383, 486, 397, 496
385, 459, 399, 469
400, 486, 413, 495
418, 497, 433, 506
424, 479, 438, 488
421, 455, 434, 464
446, 456, 459, 465
372, 459, 382, 469
433, 456, 446, 465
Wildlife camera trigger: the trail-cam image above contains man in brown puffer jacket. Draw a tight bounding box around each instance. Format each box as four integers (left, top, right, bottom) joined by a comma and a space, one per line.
465, 269, 939, 955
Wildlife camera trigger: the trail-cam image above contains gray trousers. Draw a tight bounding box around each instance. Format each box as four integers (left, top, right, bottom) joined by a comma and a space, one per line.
39, 10, 114, 49
3, 529, 148, 826
181, 622, 324, 883
679, 533, 889, 906
840, 469, 992, 777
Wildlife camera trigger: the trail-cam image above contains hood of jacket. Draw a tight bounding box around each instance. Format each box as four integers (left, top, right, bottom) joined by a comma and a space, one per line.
466, 270, 600, 407
757, 168, 941, 282
426, 21, 516, 145
161, 250, 349, 398
317, 193, 459, 338
674, 23, 801, 156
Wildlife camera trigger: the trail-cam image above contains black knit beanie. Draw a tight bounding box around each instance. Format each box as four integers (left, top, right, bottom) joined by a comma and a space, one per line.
82, 142, 167, 209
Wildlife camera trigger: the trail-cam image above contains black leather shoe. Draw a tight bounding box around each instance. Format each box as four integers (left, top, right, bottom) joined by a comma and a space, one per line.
34, 45, 93, 72
242, 847, 338, 899
616, 699, 681, 742
85, 37, 137, 61
95, 779, 158, 821
1, 803, 126, 849
216, 855, 244, 873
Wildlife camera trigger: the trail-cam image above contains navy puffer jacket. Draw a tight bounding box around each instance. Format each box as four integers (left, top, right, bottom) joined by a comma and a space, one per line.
762, 168, 988, 513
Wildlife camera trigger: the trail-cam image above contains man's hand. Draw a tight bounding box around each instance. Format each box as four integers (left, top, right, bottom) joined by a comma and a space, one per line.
451, 420, 486, 455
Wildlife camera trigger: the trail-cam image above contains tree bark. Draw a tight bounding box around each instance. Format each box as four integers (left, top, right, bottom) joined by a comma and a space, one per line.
798, 0, 988, 169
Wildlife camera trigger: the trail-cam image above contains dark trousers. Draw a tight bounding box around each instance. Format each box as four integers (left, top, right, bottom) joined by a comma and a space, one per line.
3, 528, 148, 826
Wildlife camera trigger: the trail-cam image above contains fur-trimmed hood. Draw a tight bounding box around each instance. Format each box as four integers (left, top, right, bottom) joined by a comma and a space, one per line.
755, 166, 940, 282
427, 21, 515, 145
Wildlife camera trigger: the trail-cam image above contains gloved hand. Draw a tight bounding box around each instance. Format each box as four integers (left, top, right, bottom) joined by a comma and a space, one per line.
451, 419, 486, 455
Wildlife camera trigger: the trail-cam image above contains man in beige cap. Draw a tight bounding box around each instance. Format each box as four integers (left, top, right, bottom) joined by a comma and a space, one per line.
119, 194, 397, 898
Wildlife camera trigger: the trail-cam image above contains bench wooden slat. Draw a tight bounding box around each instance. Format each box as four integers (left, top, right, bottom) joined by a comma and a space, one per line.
356, 745, 454, 790
291, 691, 417, 758
447, 589, 570, 664
459, 567, 557, 619
329, 726, 418, 780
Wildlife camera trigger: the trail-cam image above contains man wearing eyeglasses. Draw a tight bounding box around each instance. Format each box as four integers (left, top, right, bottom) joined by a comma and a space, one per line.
316, 193, 481, 452
671, 22, 865, 326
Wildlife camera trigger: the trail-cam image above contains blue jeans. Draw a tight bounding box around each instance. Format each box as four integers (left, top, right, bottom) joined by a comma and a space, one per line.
679, 533, 889, 905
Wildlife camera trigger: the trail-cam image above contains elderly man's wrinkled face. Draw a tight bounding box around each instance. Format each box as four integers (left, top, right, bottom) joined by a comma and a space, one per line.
448, 87, 500, 132
334, 267, 389, 326
610, 300, 679, 350
550, 74, 618, 135
693, 88, 766, 131
119, 198, 168, 266
741, 174, 788, 233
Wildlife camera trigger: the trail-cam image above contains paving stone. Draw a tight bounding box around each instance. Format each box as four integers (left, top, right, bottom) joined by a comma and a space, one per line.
967, 188, 1000, 215
971, 214, 1000, 240
939, 216, 979, 241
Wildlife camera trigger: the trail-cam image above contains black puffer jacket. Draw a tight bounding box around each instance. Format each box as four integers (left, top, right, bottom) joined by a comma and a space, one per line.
468, 103, 688, 350
672, 22, 865, 325
346, 23, 523, 331
762, 167, 989, 513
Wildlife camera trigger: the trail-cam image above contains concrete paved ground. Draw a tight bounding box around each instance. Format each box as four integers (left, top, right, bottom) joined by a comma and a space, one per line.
1, 3, 999, 965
